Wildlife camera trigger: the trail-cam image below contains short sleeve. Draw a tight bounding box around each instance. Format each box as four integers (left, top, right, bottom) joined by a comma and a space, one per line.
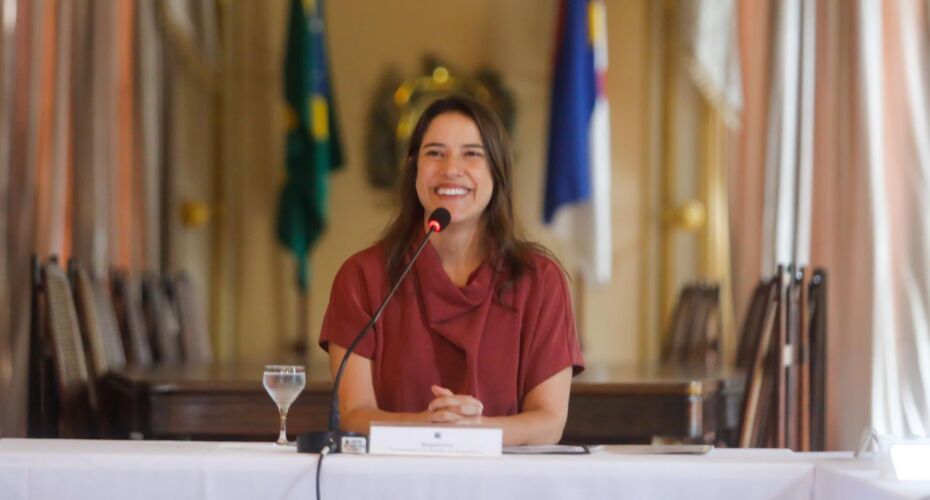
522, 260, 585, 394
318, 256, 378, 359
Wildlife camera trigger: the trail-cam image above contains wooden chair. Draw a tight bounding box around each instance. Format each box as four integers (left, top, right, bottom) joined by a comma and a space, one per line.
721, 277, 768, 447
143, 273, 183, 364
39, 259, 97, 438
69, 260, 128, 436
783, 266, 805, 450
167, 272, 213, 364
111, 271, 153, 367
69, 260, 126, 379
737, 265, 827, 450
736, 280, 772, 371
662, 283, 721, 367
662, 285, 697, 362
808, 269, 827, 451
28, 255, 55, 437
737, 274, 781, 448
686, 284, 721, 367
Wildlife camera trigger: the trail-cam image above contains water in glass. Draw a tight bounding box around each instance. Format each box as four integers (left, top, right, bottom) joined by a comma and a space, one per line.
263, 365, 306, 446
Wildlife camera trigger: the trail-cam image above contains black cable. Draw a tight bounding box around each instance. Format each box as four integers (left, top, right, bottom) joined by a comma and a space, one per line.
315, 443, 331, 500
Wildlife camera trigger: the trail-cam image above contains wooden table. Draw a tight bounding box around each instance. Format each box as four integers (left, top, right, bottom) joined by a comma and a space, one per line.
567, 363, 743, 444
106, 362, 743, 444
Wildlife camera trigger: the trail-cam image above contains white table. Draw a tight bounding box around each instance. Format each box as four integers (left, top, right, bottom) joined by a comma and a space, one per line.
810, 452, 930, 500
0, 439, 814, 500
322, 448, 815, 500
0, 440, 313, 500
2, 439, 926, 500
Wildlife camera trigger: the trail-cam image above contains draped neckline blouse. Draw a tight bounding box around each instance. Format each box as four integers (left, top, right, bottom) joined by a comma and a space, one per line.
319, 237, 584, 417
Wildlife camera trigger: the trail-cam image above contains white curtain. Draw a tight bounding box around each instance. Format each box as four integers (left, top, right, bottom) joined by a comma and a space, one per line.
756, 0, 930, 446
748, 0, 930, 448
862, 0, 930, 438
762, 0, 817, 272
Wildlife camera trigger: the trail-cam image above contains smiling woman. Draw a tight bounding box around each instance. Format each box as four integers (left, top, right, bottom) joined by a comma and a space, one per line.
318, 96, 585, 446
415, 112, 494, 233
382, 96, 527, 289
413, 113, 494, 285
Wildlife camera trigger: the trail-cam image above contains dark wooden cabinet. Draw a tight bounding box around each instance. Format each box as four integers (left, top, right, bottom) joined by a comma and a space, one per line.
108, 362, 743, 444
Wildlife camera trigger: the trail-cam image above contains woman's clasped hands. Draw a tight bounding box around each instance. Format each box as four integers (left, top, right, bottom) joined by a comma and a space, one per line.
424, 385, 484, 424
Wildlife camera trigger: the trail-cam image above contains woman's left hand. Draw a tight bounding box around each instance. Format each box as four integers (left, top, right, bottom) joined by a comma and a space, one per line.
426, 385, 484, 423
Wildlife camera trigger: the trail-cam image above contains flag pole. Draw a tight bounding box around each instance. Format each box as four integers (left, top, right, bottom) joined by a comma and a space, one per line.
295, 287, 310, 362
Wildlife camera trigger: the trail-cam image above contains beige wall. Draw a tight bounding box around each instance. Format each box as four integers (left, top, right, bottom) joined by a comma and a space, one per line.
294, 0, 655, 367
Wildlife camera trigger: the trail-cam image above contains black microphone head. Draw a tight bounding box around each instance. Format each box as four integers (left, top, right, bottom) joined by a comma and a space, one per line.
427, 208, 452, 233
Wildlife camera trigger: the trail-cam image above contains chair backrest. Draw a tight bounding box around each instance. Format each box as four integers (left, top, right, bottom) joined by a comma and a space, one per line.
41, 260, 96, 438
661, 286, 695, 362
167, 272, 213, 364
69, 260, 126, 379
737, 265, 827, 450
111, 271, 153, 367
685, 284, 721, 366
143, 273, 183, 364
662, 283, 721, 366
808, 269, 827, 451
736, 280, 771, 371
99, 280, 127, 369
737, 277, 780, 448
28, 255, 54, 437
784, 266, 805, 451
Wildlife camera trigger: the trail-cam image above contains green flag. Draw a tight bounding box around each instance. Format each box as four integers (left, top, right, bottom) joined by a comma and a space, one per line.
277, 0, 343, 291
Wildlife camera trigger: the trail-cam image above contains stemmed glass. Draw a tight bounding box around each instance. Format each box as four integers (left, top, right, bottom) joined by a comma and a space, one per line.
263, 365, 306, 446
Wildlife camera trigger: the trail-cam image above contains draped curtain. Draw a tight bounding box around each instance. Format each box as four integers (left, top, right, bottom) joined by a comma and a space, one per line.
733, 0, 930, 448
862, 0, 930, 439
0, 0, 160, 437
0, 0, 295, 436
729, 0, 771, 336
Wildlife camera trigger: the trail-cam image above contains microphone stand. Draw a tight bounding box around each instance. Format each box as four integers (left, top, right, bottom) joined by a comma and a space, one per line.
298, 212, 448, 454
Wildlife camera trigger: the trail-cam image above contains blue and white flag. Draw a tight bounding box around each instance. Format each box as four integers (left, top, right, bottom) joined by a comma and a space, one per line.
545, 0, 612, 285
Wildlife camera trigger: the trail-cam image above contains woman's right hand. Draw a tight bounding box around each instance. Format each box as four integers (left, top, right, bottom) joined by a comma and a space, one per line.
424, 385, 484, 423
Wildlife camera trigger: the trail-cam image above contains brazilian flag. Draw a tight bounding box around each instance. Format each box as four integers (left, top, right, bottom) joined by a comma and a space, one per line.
277, 0, 343, 291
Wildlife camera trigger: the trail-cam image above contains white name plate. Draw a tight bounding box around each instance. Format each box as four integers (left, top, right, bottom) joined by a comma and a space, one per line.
368, 422, 502, 457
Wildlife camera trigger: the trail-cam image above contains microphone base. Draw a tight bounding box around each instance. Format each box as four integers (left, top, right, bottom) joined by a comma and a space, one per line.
297, 430, 367, 454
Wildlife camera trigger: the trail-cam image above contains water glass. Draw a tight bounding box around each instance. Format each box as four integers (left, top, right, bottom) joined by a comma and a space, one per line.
263, 365, 306, 446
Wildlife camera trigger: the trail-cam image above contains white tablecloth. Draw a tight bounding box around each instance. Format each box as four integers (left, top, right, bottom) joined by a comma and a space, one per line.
810, 452, 930, 500
0, 440, 313, 500
0, 439, 924, 500
323, 448, 814, 500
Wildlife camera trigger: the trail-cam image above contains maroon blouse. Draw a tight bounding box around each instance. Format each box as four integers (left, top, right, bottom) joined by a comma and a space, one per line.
319, 240, 584, 417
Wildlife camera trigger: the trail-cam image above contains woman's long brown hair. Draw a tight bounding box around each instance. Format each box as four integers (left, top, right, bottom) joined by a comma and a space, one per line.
381, 95, 558, 299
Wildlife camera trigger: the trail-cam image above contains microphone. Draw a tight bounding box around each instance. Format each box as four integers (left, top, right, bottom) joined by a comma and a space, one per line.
298, 207, 452, 454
